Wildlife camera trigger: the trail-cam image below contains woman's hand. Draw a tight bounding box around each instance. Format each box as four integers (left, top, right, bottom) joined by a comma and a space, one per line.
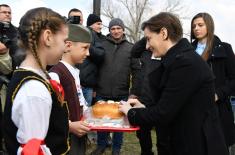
127, 99, 145, 108
215, 93, 218, 102
119, 99, 146, 115
69, 121, 90, 137
119, 102, 132, 115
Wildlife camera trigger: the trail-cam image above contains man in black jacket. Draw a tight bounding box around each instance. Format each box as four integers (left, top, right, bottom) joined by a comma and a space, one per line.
77, 14, 105, 106
0, 4, 18, 152
91, 18, 141, 155
0, 4, 19, 68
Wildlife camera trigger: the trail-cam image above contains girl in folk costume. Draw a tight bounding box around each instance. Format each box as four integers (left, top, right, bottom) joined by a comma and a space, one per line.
4, 7, 70, 155
49, 24, 92, 155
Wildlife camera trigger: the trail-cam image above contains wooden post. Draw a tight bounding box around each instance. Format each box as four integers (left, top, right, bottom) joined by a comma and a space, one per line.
93, 0, 101, 16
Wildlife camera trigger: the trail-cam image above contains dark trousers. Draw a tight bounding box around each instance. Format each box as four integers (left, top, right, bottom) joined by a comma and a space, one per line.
69, 134, 86, 155
156, 127, 171, 155
136, 126, 154, 155
136, 126, 170, 155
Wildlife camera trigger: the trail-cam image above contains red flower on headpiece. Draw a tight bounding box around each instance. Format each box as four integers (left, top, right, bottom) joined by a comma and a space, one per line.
49, 79, 65, 104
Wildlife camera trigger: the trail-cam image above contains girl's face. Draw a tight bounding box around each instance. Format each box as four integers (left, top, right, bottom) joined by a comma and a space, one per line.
47, 25, 68, 65
144, 27, 167, 57
192, 17, 208, 41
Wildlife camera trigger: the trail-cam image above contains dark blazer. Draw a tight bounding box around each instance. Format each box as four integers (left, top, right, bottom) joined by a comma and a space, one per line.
192, 35, 235, 146
127, 38, 228, 155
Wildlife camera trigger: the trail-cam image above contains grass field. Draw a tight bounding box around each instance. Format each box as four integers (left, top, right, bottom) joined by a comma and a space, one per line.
86, 131, 157, 155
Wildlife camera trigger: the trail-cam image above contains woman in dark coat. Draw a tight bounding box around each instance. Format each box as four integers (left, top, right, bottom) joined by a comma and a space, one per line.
119, 12, 228, 155
191, 12, 235, 148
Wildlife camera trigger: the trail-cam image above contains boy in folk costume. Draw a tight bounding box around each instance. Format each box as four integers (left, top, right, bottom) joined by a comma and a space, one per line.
49, 24, 92, 155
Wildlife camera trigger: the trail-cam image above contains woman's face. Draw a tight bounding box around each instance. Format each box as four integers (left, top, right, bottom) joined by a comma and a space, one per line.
192, 17, 208, 41
144, 27, 167, 57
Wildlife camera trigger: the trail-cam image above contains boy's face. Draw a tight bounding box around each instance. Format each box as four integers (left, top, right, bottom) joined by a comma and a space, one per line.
65, 41, 90, 64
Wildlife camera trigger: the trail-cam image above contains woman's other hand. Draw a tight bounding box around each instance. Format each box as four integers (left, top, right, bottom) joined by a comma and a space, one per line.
119, 102, 132, 115
127, 99, 145, 108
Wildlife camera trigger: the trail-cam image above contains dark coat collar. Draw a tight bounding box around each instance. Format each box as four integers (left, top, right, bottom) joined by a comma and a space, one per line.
161, 38, 194, 68
211, 35, 227, 58
106, 33, 128, 44
192, 35, 227, 59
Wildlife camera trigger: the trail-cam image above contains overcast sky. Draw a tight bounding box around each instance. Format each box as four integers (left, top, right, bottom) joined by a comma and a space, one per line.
1, 0, 235, 50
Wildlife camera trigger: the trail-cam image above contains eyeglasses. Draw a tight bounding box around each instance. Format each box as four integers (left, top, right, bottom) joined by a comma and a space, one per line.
0, 11, 11, 15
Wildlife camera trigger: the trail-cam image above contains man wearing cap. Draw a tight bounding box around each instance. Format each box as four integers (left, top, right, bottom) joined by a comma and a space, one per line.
77, 14, 106, 145
91, 18, 141, 155
49, 24, 92, 155
77, 13, 105, 107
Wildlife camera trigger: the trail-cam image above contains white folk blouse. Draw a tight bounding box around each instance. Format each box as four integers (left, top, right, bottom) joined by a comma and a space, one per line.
12, 67, 52, 155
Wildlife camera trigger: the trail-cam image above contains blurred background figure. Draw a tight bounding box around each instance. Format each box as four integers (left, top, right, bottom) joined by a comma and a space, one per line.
68, 8, 83, 25
0, 4, 18, 152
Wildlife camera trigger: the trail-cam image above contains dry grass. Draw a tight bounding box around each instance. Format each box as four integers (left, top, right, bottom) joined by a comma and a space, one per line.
86, 131, 157, 155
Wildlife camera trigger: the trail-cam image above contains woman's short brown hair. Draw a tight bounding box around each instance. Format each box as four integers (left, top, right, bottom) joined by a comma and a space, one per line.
141, 12, 183, 42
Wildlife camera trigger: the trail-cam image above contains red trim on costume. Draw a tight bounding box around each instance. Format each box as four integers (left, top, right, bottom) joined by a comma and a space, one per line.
21, 139, 45, 155
49, 79, 65, 103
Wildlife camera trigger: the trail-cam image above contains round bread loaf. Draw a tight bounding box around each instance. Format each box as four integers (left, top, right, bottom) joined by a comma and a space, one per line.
92, 101, 124, 119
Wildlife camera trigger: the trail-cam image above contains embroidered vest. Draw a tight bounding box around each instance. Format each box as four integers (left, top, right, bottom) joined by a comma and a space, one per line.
50, 62, 82, 121
4, 69, 70, 155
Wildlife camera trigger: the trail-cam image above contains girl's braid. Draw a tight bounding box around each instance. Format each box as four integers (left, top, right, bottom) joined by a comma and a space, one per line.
28, 17, 51, 79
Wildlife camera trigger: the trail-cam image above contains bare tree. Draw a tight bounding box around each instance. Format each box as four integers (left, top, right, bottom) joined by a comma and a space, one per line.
101, 0, 190, 42
160, 0, 191, 20
102, 0, 151, 42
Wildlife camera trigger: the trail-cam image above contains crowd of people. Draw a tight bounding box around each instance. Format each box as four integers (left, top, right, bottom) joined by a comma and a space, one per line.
0, 3, 235, 155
